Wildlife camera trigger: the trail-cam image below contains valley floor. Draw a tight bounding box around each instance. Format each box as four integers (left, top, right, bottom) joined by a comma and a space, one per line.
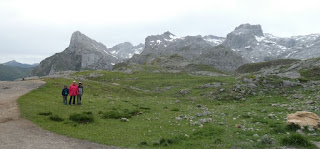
16, 71, 320, 148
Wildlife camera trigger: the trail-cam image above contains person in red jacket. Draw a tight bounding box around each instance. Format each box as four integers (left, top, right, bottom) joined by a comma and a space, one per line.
69, 81, 79, 105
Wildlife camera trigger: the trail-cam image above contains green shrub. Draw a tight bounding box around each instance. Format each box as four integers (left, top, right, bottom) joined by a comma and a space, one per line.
103, 110, 131, 119
286, 123, 300, 131
152, 141, 160, 146
39, 111, 52, 116
49, 115, 64, 122
281, 134, 314, 148
69, 112, 94, 124
159, 138, 173, 146
103, 109, 138, 119
170, 108, 179, 111
138, 141, 148, 146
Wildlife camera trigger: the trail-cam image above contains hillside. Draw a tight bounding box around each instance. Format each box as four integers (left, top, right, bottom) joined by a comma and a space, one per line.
0, 64, 33, 81
236, 59, 301, 73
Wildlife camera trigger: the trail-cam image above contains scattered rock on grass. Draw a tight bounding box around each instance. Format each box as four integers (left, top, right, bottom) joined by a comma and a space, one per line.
179, 89, 190, 95
305, 100, 315, 104
120, 118, 129, 122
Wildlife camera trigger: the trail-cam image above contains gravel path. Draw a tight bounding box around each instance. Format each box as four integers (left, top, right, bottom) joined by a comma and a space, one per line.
0, 80, 121, 149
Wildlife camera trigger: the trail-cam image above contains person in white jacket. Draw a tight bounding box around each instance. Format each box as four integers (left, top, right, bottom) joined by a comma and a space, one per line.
77, 82, 83, 105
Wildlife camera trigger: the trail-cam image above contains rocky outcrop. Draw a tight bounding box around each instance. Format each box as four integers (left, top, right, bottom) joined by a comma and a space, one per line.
31, 31, 120, 76
194, 45, 250, 71
203, 35, 225, 47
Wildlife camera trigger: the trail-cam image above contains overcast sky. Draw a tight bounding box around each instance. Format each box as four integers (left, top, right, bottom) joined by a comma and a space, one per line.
1, 0, 320, 64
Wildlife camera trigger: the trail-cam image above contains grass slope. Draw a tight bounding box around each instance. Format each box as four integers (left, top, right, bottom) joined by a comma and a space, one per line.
19, 71, 319, 148
236, 59, 300, 73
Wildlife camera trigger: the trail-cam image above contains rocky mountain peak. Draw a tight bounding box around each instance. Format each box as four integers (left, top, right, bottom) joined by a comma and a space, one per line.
234, 23, 264, 36
69, 31, 107, 51
162, 31, 175, 39
106, 42, 144, 59
70, 31, 86, 45
4, 60, 18, 64
223, 23, 264, 49
114, 42, 134, 48
31, 31, 120, 76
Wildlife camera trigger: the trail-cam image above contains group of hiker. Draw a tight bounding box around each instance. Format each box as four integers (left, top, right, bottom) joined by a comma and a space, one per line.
61, 81, 83, 105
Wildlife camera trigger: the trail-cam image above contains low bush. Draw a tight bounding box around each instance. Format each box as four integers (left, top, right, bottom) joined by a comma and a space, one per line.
49, 115, 64, 122
138, 141, 148, 146
170, 108, 179, 111
69, 112, 94, 124
39, 111, 52, 116
286, 123, 300, 131
103, 108, 138, 119
159, 138, 173, 146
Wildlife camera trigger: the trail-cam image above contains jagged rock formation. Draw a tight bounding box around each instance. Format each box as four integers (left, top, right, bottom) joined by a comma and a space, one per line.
222, 23, 320, 62
107, 42, 144, 60
203, 35, 225, 47
223, 24, 263, 49
31, 31, 120, 76
128, 31, 248, 71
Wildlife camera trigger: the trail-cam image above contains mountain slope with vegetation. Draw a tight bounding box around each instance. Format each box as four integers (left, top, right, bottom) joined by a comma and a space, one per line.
0, 64, 32, 81
19, 70, 319, 148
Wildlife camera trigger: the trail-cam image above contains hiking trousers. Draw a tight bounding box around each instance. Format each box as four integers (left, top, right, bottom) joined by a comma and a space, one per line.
77, 94, 82, 105
63, 96, 67, 104
69, 96, 76, 105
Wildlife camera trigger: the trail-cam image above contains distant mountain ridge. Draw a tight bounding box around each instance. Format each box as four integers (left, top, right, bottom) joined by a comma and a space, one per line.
221, 23, 320, 62
0, 60, 36, 81
128, 31, 248, 71
106, 42, 144, 60
3, 60, 38, 68
31, 24, 320, 76
0, 64, 33, 81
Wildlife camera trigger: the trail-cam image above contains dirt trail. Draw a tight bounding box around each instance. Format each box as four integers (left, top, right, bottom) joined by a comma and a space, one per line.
0, 80, 120, 149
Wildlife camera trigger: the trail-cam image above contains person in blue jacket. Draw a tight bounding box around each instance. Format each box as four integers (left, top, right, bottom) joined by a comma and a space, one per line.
61, 85, 69, 105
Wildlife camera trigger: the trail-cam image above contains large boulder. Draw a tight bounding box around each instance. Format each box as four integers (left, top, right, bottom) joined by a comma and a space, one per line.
286, 111, 320, 129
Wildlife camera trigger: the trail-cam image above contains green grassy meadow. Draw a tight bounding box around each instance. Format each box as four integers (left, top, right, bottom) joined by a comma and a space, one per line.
18, 71, 319, 148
